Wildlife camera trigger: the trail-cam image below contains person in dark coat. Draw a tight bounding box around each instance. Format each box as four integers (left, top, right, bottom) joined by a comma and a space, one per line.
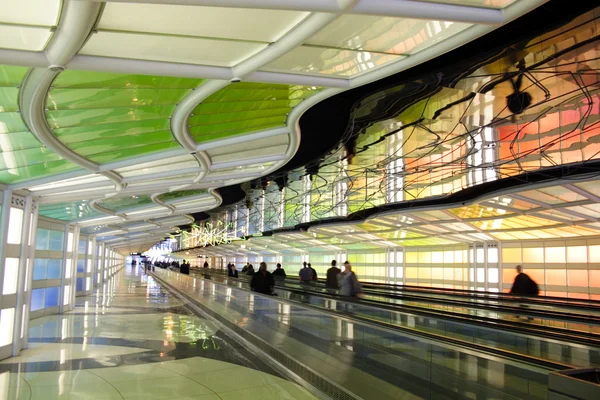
272, 263, 286, 278
203, 261, 209, 269
228, 264, 238, 278
308, 263, 317, 281
246, 264, 255, 275
510, 265, 539, 296
251, 262, 275, 295
326, 260, 341, 290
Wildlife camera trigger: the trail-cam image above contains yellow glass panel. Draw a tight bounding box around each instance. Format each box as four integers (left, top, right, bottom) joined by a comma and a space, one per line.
418, 268, 431, 280
567, 270, 588, 287
443, 268, 454, 281
589, 245, 600, 262
405, 267, 418, 279
432, 251, 443, 263
454, 268, 464, 281
544, 247, 566, 263
567, 246, 588, 263
432, 267, 443, 279
454, 250, 463, 263
523, 247, 544, 263
443, 251, 454, 264
503, 268, 517, 284
405, 252, 418, 264
502, 247, 522, 264
546, 269, 567, 286
418, 252, 431, 264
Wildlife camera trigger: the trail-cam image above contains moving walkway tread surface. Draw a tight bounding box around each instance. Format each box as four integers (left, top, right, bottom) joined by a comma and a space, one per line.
188, 269, 600, 369
152, 268, 560, 400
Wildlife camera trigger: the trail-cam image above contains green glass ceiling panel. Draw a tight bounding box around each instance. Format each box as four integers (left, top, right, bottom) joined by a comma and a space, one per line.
55, 119, 171, 143
86, 141, 181, 164
190, 83, 321, 143
52, 70, 204, 89
0, 160, 80, 184
47, 105, 175, 129
158, 189, 208, 203
46, 70, 205, 164
0, 65, 80, 184
47, 88, 191, 110
0, 65, 28, 86
97, 195, 153, 212
39, 201, 103, 221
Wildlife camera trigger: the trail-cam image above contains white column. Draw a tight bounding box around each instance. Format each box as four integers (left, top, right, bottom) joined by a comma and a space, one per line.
12, 196, 32, 356
59, 224, 70, 313
21, 200, 39, 348
69, 226, 80, 308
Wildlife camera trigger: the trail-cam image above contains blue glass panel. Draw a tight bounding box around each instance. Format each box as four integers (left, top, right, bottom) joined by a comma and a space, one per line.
47, 259, 62, 279
45, 287, 60, 308
77, 259, 85, 273
49, 230, 64, 251
78, 240, 86, 254
76, 277, 84, 292
31, 288, 45, 311
36, 229, 49, 250
33, 259, 47, 280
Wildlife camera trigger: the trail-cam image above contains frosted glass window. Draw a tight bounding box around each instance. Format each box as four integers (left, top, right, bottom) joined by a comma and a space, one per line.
567, 246, 588, 263
469, 268, 475, 282
476, 268, 485, 283
418, 268, 431, 280
45, 287, 60, 308
589, 245, 600, 262
33, 259, 47, 280
454, 250, 463, 263
388, 267, 395, 278
405, 252, 418, 263
65, 259, 72, 279
3, 258, 19, 295
86, 277, 91, 291
487, 248, 498, 263
78, 240, 86, 255
396, 251, 403, 263
67, 232, 74, 253
443, 251, 454, 264
396, 267, 403, 278
31, 289, 45, 311
432, 252, 443, 264
545, 247, 566, 263
388, 252, 395, 263
76, 278, 84, 292
523, 247, 544, 263
0, 308, 15, 347
590, 271, 600, 288
454, 268, 464, 281
47, 259, 62, 279
87, 259, 92, 273
502, 248, 522, 263
546, 269, 567, 286
488, 268, 499, 284
418, 252, 431, 264
432, 268, 443, 279
476, 248, 485, 263
49, 230, 64, 251
77, 260, 85, 273
7, 208, 23, 244
406, 268, 417, 279
63, 285, 70, 306
36, 229, 49, 250
567, 270, 588, 287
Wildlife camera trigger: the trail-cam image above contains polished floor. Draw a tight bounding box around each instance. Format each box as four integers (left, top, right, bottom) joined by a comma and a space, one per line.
0, 266, 317, 400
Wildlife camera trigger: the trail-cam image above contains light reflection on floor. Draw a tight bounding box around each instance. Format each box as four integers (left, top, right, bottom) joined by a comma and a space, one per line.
0, 265, 317, 400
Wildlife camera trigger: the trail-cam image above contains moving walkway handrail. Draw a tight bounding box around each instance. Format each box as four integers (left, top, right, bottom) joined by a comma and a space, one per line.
190, 269, 600, 349
196, 267, 600, 322
157, 269, 573, 372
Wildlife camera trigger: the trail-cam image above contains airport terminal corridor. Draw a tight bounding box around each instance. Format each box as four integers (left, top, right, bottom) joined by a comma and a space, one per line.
0, 265, 316, 400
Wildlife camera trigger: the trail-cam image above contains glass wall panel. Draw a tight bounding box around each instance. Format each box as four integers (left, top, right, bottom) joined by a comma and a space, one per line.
7, 207, 23, 244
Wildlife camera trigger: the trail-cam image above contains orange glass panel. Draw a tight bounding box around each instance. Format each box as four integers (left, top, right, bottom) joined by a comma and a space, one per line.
454, 268, 464, 281
418, 268, 431, 280
567, 270, 589, 287
589, 270, 600, 288
527, 269, 545, 285
589, 245, 600, 262
523, 247, 544, 263
545, 269, 567, 286
568, 292, 589, 299
502, 247, 522, 264
503, 268, 518, 284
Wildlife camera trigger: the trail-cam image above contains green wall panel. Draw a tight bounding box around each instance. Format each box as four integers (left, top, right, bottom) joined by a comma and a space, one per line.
190, 83, 321, 143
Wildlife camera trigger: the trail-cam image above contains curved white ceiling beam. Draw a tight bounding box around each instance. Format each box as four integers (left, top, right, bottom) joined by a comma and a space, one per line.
150, 193, 176, 215
89, 199, 129, 220
80, 0, 506, 24
192, 152, 211, 183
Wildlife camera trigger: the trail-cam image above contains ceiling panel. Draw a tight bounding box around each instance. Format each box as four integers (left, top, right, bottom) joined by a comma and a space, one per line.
39, 200, 103, 222
80, 31, 266, 66
190, 83, 320, 142
97, 195, 153, 212
306, 15, 470, 55
262, 45, 403, 77
419, 0, 517, 8
99, 3, 308, 43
